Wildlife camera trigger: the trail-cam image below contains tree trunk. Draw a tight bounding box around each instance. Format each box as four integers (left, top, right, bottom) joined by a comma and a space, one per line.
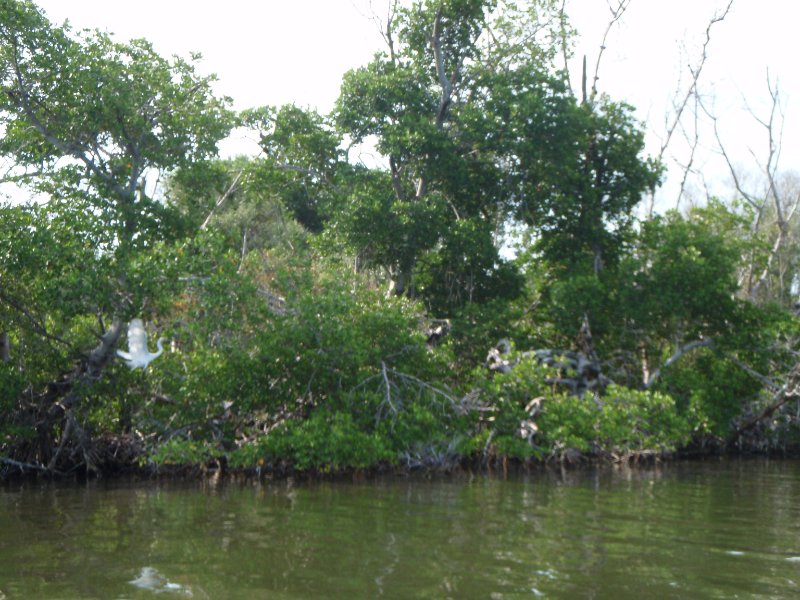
0, 332, 9, 363
33, 316, 126, 473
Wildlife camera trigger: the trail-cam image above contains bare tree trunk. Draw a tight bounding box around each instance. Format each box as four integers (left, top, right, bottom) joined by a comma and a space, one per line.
645, 338, 714, 389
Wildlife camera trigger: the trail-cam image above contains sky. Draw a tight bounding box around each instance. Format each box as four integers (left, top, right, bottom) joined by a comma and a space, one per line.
17, 1, 800, 210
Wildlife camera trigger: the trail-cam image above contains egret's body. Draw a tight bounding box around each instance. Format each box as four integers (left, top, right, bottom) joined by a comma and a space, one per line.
117, 319, 164, 369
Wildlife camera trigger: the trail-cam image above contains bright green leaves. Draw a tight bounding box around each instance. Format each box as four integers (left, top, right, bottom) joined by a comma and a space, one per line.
475, 354, 690, 457
0, 0, 235, 251
0, 202, 115, 320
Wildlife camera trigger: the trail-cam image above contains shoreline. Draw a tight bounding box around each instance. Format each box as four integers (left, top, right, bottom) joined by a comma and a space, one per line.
4, 443, 800, 485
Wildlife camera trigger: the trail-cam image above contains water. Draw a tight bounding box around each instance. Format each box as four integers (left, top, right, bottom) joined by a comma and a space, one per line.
1, 459, 799, 599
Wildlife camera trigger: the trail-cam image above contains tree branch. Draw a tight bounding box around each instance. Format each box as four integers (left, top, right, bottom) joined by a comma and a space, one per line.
7, 44, 133, 204
0, 288, 71, 348
430, 9, 454, 125
646, 0, 733, 217
728, 363, 800, 444
589, 0, 631, 104
200, 169, 243, 230
645, 338, 714, 388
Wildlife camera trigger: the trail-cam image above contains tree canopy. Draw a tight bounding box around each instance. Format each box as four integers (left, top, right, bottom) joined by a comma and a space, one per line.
0, 0, 798, 478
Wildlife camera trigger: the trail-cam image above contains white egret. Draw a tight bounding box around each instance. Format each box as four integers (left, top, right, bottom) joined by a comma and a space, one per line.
116, 319, 165, 370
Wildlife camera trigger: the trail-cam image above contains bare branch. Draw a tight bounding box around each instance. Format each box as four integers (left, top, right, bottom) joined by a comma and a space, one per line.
430, 8, 458, 129
728, 363, 800, 444
200, 169, 243, 231
711, 72, 798, 301
645, 338, 714, 388
1, 457, 47, 473
6, 42, 134, 204
674, 92, 701, 211
590, 0, 631, 103
700, 95, 761, 209
558, 0, 572, 90
725, 354, 781, 392
646, 0, 733, 217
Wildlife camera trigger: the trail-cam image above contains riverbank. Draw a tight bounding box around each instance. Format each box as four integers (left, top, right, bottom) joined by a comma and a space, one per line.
5, 430, 800, 484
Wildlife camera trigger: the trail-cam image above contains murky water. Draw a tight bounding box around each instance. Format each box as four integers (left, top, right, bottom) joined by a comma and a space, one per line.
1, 459, 799, 598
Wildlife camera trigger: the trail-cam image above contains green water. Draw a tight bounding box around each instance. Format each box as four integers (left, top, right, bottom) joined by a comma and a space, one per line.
1, 459, 799, 599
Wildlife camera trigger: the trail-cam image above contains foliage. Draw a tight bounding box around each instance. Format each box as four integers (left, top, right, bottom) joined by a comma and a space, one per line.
490, 77, 662, 272
0, 0, 234, 250
231, 410, 393, 472
150, 439, 222, 467
330, 0, 570, 308
656, 350, 759, 437
475, 354, 690, 457
0, 0, 796, 477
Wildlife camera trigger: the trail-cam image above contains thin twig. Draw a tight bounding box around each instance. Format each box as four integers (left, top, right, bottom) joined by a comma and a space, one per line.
590, 0, 631, 103
646, 0, 733, 217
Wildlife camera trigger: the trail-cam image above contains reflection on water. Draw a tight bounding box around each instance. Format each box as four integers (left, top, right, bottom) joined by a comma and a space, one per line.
1, 459, 800, 598
129, 567, 192, 595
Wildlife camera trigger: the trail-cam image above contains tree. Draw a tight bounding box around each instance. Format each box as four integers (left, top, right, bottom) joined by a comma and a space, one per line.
0, 0, 235, 471
330, 0, 660, 314
705, 77, 800, 308
240, 104, 344, 234
332, 0, 534, 308
507, 94, 662, 274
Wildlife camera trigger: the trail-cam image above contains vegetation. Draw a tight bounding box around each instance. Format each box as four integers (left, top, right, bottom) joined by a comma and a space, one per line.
1, 0, 799, 479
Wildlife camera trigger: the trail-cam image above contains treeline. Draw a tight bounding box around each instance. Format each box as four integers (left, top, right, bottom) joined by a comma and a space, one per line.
1, 0, 798, 478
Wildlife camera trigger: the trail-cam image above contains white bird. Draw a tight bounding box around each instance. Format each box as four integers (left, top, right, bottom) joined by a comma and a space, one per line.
116, 319, 165, 370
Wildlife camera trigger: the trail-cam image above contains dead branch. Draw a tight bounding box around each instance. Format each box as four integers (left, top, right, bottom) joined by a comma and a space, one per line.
646, 0, 733, 217
728, 363, 800, 444
589, 0, 631, 104
703, 73, 800, 300
645, 338, 714, 388
200, 168, 243, 230
430, 9, 456, 129
0, 457, 48, 473
673, 91, 701, 211
558, 0, 571, 87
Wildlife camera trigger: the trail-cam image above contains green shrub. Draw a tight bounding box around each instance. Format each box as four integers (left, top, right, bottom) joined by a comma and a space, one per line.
595, 385, 691, 451
231, 410, 394, 472
658, 350, 761, 437
150, 438, 221, 466
474, 354, 690, 456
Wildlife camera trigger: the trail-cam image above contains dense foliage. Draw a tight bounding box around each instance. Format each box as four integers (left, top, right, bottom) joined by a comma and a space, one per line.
1, 0, 799, 478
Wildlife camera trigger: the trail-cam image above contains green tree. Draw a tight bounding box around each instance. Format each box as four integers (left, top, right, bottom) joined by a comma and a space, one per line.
239, 104, 344, 234
0, 0, 234, 471
332, 0, 537, 308
330, 0, 658, 314
506, 95, 662, 274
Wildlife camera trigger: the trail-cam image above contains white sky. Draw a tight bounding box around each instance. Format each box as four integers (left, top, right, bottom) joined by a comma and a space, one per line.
18, 1, 800, 210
